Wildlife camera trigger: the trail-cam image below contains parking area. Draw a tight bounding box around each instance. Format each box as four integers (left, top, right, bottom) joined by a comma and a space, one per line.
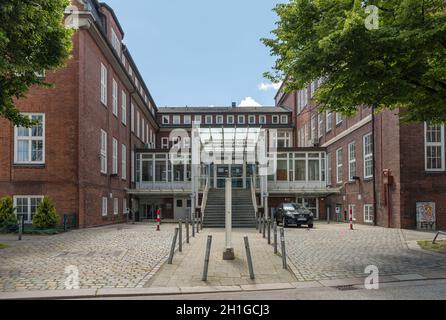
283, 222, 446, 281
0, 223, 176, 292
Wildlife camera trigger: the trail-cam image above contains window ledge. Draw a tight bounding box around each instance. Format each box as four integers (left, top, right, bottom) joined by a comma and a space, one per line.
13, 164, 45, 169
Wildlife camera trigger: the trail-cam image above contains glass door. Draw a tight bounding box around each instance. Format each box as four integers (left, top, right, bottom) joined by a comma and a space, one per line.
231, 165, 244, 189
216, 165, 229, 188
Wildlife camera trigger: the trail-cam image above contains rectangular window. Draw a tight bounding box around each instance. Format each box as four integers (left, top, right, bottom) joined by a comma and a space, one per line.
142, 118, 145, 143
114, 198, 119, 215
131, 151, 135, 182
121, 144, 127, 180
112, 138, 118, 175
173, 115, 181, 125
227, 115, 234, 124
131, 104, 135, 132
349, 204, 356, 221
326, 111, 332, 132
102, 197, 108, 217
162, 115, 170, 125
238, 115, 245, 124
100, 129, 107, 174
112, 79, 118, 116
249, 115, 256, 124
348, 142, 356, 181
13, 196, 43, 223
123, 198, 127, 215
425, 123, 445, 171
216, 115, 224, 124
281, 115, 288, 124
205, 115, 213, 124
121, 91, 127, 125
327, 153, 332, 186
146, 124, 149, 144
100, 63, 107, 106
336, 148, 343, 184
336, 113, 343, 125
184, 115, 191, 125
194, 115, 202, 123
318, 113, 323, 138
310, 81, 316, 97
14, 114, 45, 164
364, 204, 374, 223
259, 115, 266, 124
136, 111, 140, 138
272, 115, 279, 124
161, 137, 169, 149
363, 133, 374, 178
311, 116, 317, 141
111, 28, 121, 55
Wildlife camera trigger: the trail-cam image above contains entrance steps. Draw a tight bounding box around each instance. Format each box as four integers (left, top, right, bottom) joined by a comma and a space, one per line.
203, 188, 257, 228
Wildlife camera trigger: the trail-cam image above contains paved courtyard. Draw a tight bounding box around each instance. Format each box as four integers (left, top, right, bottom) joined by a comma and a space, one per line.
0, 223, 176, 292
283, 223, 446, 281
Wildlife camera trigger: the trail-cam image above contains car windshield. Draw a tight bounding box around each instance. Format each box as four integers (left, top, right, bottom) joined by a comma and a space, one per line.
283, 203, 305, 211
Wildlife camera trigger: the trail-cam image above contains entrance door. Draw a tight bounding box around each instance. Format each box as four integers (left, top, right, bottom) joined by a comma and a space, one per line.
214, 164, 246, 189
216, 165, 229, 189
231, 165, 244, 189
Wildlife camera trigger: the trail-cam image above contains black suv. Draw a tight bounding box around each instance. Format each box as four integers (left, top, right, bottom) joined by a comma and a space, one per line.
275, 203, 314, 228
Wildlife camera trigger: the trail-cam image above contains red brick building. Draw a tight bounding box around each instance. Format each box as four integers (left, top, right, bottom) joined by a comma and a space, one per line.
0, 0, 158, 228
276, 80, 446, 230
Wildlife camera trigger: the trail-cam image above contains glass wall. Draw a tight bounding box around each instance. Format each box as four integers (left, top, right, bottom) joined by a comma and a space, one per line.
268, 152, 326, 183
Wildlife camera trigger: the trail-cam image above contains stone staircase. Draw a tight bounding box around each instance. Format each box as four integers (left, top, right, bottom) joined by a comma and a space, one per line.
202, 188, 257, 228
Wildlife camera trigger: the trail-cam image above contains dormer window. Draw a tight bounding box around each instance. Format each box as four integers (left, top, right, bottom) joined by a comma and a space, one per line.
162, 115, 170, 124
216, 115, 224, 124
259, 115, 266, 124
227, 115, 234, 124
281, 115, 288, 124
238, 115, 245, 124
272, 115, 279, 124
248, 115, 256, 124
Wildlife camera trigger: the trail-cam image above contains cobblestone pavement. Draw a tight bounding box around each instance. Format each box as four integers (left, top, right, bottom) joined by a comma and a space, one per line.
283, 223, 446, 281
0, 223, 176, 292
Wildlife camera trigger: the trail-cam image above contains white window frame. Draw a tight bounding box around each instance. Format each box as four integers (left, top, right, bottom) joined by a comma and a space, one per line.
280, 115, 288, 124
14, 113, 45, 165
136, 111, 140, 138
311, 115, 317, 141
272, 115, 279, 124
259, 115, 266, 125
142, 118, 145, 143
112, 79, 118, 116
121, 91, 127, 125
318, 113, 323, 138
425, 123, 445, 171
227, 115, 234, 124
194, 115, 202, 123
100, 129, 107, 174
121, 144, 127, 180
131, 151, 135, 182
146, 124, 149, 144
131, 104, 135, 132
161, 137, 169, 149
364, 204, 374, 223
100, 63, 107, 106
238, 115, 245, 124
326, 111, 332, 132
249, 115, 256, 125
327, 152, 332, 186
113, 198, 119, 215
348, 142, 356, 181
363, 133, 374, 179
216, 115, 224, 125
162, 115, 170, 125
336, 148, 343, 184
102, 197, 108, 217
336, 112, 343, 126
205, 115, 213, 124
13, 196, 44, 223
348, 204, 356, 222
184, 115, 191, 125
111, 28, 121, 55
112, 138, 118, 175
173, 115, 181, 125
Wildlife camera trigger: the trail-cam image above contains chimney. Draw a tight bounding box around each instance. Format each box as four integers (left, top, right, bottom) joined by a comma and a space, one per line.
231, 102, 236, 108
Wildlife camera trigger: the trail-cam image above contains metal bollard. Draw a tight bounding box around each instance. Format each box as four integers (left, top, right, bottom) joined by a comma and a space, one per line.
273, 221, 278, 254
186, 215, 190, 244
267, 219, 271, 245
196, 217, 200, 234
255, 216, 259, 231
167, 228, 179, 264
263, 217, 266, 239
202, 235, 212, 281
18, 216, 23, 241
258, 217, 262, 234
179, 220, 183, 253
280, 228, 287, 269
244, 237, 255, 280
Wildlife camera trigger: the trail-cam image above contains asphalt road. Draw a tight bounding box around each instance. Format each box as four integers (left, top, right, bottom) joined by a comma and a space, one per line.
85, 279, 446, 300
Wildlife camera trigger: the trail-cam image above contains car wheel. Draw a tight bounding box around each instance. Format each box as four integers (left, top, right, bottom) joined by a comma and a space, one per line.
296, 224, 301, 228
308, 224, 314, 229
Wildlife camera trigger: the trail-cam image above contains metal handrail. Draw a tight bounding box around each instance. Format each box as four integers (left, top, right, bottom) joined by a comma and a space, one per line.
250, 177, 258, 218
201, 176, 210, 218
433, 231, 446, 244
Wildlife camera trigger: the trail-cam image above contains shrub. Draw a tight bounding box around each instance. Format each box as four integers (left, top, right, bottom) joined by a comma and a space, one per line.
0, 196, 18, 231
32, 197, 60, 229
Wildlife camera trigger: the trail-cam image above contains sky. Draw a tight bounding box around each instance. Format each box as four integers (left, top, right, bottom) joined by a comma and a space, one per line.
104, 0, 285, 108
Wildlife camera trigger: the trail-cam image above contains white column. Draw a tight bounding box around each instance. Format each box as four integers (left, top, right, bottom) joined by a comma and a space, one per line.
223, 177, 235, 260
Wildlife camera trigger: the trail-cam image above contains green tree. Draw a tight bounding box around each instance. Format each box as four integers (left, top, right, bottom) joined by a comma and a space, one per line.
262, 0, 446, 122
0, 0, 73, 127
32, 197, 59, 229
0, 196, 17, 230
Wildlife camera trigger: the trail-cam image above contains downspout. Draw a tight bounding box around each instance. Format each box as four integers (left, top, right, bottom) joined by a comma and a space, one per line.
372, 106, 378, 226
128, 79, 136, 217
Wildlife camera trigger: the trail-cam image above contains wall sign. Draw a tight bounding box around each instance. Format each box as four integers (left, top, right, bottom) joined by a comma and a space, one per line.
416, 202, 436, 231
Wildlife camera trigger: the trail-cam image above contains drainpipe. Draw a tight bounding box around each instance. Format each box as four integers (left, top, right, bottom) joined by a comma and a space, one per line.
372, 106, 378, 226
128, 86, 136, 217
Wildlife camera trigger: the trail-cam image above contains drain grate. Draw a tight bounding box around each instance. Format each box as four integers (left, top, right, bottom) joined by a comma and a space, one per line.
335, 285, 359, 291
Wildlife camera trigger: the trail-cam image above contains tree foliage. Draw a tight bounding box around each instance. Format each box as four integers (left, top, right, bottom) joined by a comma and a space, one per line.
0, 196, 17, 230
32, 196, 59, 229
0, 0, 73, 127
262, 0, 446, 123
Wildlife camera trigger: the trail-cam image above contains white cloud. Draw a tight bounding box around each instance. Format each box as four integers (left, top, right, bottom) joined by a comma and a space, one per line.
258, 82, 282, 91
239, 97, 262, 107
